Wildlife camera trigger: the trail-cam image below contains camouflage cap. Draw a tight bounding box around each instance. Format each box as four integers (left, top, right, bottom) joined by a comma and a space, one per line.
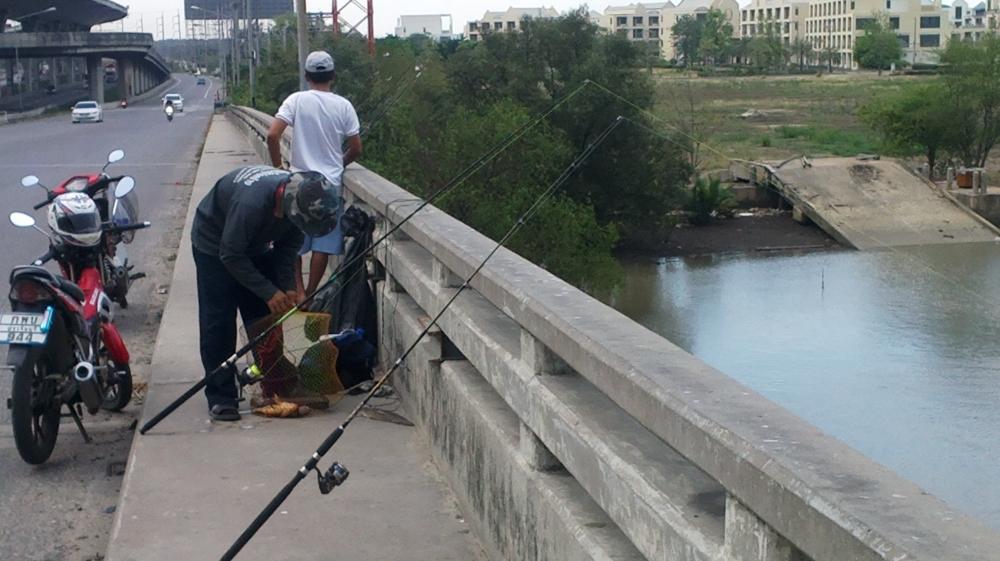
282, 171, 340, 236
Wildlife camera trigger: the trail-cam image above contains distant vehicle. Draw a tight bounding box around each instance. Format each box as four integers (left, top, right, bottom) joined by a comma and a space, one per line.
71, 101, 103, 124
162, 93, 184, 112
196, 76, 207, 85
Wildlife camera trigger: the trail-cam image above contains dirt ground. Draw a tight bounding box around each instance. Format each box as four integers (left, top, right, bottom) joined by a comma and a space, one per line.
661, 211, 840, 257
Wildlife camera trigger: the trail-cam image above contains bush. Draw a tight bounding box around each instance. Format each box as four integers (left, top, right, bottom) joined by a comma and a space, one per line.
686, 176, 734, 225
760, 135, 772, 147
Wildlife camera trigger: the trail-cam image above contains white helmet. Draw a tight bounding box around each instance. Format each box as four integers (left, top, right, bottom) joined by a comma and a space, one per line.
47, 193, 102, 247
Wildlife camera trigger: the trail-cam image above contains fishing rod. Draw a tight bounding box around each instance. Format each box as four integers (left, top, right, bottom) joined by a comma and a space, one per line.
217, 115, 625, 561
139, 80, 595, 435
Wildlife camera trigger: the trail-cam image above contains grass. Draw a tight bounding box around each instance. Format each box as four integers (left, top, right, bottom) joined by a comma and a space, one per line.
651, 70, 932, 170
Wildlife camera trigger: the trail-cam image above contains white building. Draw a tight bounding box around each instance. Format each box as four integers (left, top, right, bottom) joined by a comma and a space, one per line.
395, 14, 454, 40
465, 6, 560, 41
805, 0, 956, 68
741, 0, 809, 44
603, 3, 670, 53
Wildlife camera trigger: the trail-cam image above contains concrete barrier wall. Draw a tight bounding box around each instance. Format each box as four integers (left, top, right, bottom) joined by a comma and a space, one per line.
228, 106, 1000, 561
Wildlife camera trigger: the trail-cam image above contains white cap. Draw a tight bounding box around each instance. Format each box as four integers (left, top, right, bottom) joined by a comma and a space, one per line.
305, 51, 335, 73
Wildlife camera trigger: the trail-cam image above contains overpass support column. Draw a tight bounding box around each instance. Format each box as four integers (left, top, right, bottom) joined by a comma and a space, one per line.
86, 55, 104, 104
724, 494, 800, 561
118, 58, 133, 98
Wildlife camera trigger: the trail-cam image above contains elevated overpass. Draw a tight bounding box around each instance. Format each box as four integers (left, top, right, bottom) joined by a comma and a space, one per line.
0, 1, 169, 107
0, 32, 170, 104
1, 0, 127, 32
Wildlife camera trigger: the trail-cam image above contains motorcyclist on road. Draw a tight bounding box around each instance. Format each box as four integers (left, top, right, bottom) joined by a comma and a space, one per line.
190, 166, 340, 421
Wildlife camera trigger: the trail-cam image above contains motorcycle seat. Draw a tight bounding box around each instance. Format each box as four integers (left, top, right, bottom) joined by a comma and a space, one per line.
10, 266, 85, 302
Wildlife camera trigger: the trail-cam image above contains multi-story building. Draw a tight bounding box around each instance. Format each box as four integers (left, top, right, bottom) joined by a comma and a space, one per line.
740, 0, 809, 44
660, 0, 741, 60
804, 0, 954, 68
598, 1, 740, 61
948, 0, 994, 41
394, 14, 454, 40
602, 2, 670, 54
464, 7, 559, 41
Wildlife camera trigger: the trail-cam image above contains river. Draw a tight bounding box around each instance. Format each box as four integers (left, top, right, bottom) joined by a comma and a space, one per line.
611, 243, 1000, 530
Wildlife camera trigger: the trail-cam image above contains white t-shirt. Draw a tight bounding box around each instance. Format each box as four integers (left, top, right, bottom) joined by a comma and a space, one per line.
275, 90, 360, 186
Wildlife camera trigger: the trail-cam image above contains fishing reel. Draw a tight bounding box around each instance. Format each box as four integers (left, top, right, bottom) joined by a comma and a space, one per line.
237, 364, 264, 387
315, 462, 350, 495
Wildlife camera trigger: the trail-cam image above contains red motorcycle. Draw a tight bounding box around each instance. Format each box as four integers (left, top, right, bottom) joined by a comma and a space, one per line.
4, 159, 149, 464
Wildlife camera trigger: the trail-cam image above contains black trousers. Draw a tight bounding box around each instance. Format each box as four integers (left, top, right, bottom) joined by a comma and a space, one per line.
193, 248, 277, 409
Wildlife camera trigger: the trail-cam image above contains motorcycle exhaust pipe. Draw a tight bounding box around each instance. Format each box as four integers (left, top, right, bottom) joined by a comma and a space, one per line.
73, 362, 102, 414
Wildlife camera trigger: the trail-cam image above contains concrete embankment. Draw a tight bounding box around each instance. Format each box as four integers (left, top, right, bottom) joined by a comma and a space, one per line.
734, 157, 1000, 249
104, 115, 483, 561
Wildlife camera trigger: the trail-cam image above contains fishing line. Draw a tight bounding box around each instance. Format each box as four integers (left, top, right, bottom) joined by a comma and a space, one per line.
217, 115, 625, 561
140, 80, 596, 434
360, 69, 422, 137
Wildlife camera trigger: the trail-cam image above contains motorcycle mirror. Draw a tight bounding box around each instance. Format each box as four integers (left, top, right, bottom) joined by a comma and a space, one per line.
107, 149, 125, 164
114, 176, 135, 199
9, 212, 35, 228
20, 175, 40, 188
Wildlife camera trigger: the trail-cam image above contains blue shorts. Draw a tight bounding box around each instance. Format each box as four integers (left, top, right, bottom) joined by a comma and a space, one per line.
299, 221, 344, 256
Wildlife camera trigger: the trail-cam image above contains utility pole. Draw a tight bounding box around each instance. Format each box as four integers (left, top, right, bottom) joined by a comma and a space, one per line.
296, 0, 308, 91
248, 0, 256, 108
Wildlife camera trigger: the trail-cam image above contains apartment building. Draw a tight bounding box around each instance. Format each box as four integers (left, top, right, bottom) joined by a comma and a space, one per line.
602, 3, 670, 52
662, 0, 742, 59
464, 6, 560, 41
395, 15, 454, 40
947, 0, 995, 41
805, 0, 954, 68
741, 0, 809, 43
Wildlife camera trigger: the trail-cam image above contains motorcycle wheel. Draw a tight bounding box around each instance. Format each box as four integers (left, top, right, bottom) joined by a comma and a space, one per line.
10, 352, 61, 464
102, 362, 132, 412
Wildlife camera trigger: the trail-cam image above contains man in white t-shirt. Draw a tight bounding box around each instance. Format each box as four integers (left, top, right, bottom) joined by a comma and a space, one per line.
266, 50, 363, 300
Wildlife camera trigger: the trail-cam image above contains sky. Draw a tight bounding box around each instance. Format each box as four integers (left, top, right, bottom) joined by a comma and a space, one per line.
97, 1, 606, 39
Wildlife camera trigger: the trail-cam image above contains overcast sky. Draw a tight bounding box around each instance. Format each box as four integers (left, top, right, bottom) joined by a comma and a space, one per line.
103, 1, 603, 38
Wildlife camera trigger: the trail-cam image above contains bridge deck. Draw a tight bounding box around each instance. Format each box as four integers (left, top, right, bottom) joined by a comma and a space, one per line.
737, 157, 1000, 249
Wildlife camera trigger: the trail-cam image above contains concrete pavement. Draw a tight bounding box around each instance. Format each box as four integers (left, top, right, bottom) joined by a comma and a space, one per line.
0, 73, 217, 561
106, 114, 483, 561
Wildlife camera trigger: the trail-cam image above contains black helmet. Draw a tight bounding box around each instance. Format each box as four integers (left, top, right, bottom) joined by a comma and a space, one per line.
282, 171, 340, 236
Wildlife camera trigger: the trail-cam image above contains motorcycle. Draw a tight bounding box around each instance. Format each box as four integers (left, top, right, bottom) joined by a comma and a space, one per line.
24, 149, 144, 308
5, 163, 150, 465
164, 104, 174, 122
120, 98, 128, 109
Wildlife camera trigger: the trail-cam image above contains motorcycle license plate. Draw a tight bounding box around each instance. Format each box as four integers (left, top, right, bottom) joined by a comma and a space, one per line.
0, 307, 53, 346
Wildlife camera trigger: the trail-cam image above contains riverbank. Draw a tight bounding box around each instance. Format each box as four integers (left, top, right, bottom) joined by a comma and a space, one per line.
658, 210, 840, 257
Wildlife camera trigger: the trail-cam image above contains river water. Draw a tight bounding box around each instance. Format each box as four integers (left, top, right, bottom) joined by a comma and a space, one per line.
611, 243, 1000, 530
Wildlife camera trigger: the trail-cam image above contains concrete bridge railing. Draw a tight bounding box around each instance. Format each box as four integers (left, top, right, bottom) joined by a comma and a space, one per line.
228, 105, 1000, 561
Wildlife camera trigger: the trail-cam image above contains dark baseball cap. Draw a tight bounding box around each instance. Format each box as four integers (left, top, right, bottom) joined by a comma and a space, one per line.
282, 171, 340, 236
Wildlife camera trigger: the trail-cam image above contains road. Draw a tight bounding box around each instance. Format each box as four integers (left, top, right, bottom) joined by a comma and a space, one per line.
0, 73, 219, 561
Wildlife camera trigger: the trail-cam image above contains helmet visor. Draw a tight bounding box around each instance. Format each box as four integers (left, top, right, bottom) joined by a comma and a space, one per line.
56, 211, 100, 235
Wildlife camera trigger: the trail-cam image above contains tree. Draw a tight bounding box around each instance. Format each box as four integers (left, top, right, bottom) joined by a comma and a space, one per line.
790, 37, 813, 70
854, 13, 903, 75
750, 20, 786, 71
671, 14, 703, 67
861, 82, 967, 175
697, 10, 734, 65
939, 34, 1000, 167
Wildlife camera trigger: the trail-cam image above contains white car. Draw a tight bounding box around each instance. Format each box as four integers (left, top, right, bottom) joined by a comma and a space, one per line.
71, 101, 103, 123
162, 93, 184, 112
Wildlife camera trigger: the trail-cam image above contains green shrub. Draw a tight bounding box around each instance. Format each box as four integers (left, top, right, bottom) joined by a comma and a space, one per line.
760, 135, 772, 147
686, 176, 734, 225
